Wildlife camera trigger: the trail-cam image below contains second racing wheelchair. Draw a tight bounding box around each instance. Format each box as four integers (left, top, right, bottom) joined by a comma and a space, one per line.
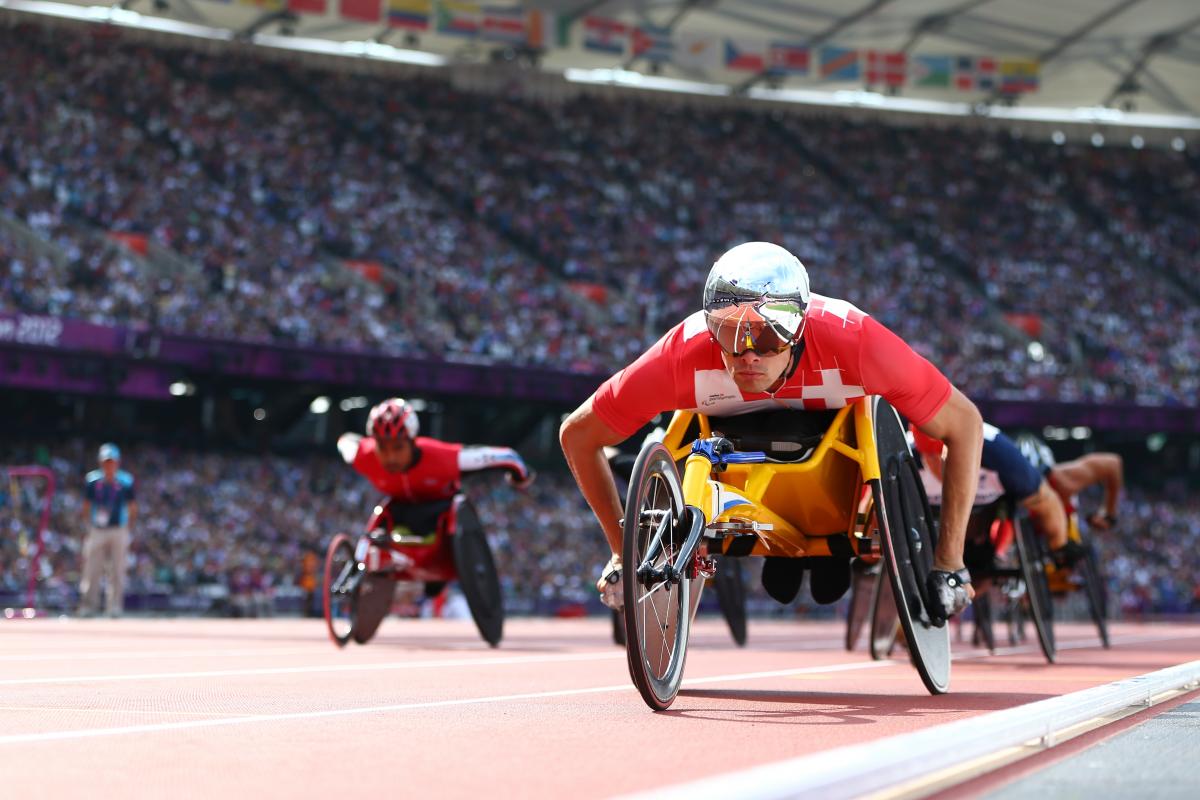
323, 494, 504, 648
620, 395, 951, 710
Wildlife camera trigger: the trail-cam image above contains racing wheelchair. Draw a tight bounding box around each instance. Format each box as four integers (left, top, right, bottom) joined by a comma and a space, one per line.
620, 395, 951, 711
322, 494, 504, 648
854, 497, 1057, 663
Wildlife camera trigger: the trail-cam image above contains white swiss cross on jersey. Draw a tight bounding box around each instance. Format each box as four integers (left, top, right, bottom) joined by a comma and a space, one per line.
591, 292, 952, 436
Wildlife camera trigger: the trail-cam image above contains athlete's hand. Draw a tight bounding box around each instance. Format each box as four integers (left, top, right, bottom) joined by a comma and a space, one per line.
506, 469, 536, 490
1087, 511, 1115, 531
597, 554, 623, 610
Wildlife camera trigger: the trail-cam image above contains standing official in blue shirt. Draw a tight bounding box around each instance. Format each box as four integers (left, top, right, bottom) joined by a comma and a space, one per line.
79, 443, 137, 617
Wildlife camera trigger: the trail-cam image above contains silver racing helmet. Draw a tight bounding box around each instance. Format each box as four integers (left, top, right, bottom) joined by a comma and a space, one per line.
702, 242, 811, 356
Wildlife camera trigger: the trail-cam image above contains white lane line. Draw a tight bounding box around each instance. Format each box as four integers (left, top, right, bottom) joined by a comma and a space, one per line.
0, 659, 897, 746
0, 638, 848, 686
620, 658, 1200, 800
0, 630, 1191, 746
0, 647, 322, 663
0, 651, 627, 687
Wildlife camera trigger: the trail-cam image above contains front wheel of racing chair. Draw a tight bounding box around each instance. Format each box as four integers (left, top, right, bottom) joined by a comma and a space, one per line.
323, 533, 357, 647
871, 396, 952, 695
451, 498, 505, 647
622, 441, 700, 711
1080, 539, 1110, 648
1013, 514, 1056, 662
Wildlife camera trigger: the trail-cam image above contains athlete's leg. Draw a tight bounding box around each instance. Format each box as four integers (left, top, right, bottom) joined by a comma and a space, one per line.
1020, 481, 1068, 550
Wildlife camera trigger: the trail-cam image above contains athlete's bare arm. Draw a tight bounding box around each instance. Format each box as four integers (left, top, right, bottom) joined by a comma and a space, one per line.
559, 397, 628, 555
1052, 453, 1124, 529
915, 386, 983, 576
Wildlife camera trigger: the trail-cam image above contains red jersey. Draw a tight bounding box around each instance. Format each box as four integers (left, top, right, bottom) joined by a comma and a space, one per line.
338, 434, 531, 502
593, 294, 952, 438
349, 436, 463, 502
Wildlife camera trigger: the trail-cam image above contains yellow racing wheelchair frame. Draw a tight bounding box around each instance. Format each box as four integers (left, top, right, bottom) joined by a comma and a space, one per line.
619, 395, 951, 711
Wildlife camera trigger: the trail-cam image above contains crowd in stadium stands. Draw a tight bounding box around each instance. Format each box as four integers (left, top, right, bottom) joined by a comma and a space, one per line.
782, 118, 1200, 405
2, 23, 1199, 403
2, 442, 1197, 616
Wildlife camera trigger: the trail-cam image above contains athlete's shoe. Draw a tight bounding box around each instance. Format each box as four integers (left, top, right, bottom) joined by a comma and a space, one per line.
925, 568, 972, 627
597, 554, 623, 611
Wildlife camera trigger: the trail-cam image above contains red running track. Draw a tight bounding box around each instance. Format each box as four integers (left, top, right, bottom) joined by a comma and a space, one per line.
0, 616, 1197, 798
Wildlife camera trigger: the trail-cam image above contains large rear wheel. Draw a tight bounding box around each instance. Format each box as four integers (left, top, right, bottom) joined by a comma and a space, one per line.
452, 499, 505, 647
1079, 539, 1111, 648
622, 441, 693, 711
872, 397, 951, 695
1013, 516, 1056, 663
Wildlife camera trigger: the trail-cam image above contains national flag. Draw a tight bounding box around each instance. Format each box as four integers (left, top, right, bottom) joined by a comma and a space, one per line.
862, 50, 906, 86
910, 54, 951, 88
673, 33, 719, 71
436, 0, 481, 37
582, 16, 628, 54
481, 5, 528, 44
630, 26, 673, 63
526, 11, 572, 48
340, 0, 381, 23
819, 46, 859, 81
767, 42, 809, 75
387, 0, 430, 30
288, 0, 327, 14
1000, 58, 1040, 93
723, 38, 767, 72
954, 55, 997, 91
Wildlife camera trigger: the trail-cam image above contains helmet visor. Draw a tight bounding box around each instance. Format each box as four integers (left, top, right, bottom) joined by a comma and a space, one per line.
704, 301, 803, 357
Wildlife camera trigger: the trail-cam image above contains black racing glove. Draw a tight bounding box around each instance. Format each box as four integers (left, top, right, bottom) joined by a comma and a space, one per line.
926, 568, 972, 627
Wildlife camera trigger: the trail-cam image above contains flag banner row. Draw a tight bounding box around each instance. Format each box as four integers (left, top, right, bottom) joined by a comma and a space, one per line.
274, 1, 1040, 93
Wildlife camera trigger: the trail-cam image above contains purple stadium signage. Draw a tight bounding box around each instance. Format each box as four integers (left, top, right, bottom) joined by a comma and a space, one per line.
0, 314, 122, 353
2, 316, 1199, 431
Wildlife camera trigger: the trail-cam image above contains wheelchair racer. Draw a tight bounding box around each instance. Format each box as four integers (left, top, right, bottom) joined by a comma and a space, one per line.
1017, 436, 1125, 535
339, 397, 534, 499
560, 242, 984, 625
911, 423, 1085, 567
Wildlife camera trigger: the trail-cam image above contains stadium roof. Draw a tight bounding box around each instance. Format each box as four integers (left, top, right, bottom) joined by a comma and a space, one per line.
6, 0, 1200, 122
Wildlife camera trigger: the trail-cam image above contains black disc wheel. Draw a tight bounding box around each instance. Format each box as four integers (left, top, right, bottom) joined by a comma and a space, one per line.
323, 534, 356, 648
1013, 516, 1056, 663
871, 397, 951, 695
1079, 539, 1110, 648
452, 499, 505, 647
845, 558, 875, 652
714, 556, 748, 647
622, 441, 695, 711
351, 572, 395, 645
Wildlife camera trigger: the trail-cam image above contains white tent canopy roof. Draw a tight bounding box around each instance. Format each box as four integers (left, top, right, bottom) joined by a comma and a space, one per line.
5, 0, 1199, 116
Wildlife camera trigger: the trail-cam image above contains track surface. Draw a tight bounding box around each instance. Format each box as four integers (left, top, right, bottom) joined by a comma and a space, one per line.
1, 616, 1197, 798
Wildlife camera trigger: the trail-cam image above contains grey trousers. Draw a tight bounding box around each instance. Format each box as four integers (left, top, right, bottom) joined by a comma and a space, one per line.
79, 526, 129, 615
